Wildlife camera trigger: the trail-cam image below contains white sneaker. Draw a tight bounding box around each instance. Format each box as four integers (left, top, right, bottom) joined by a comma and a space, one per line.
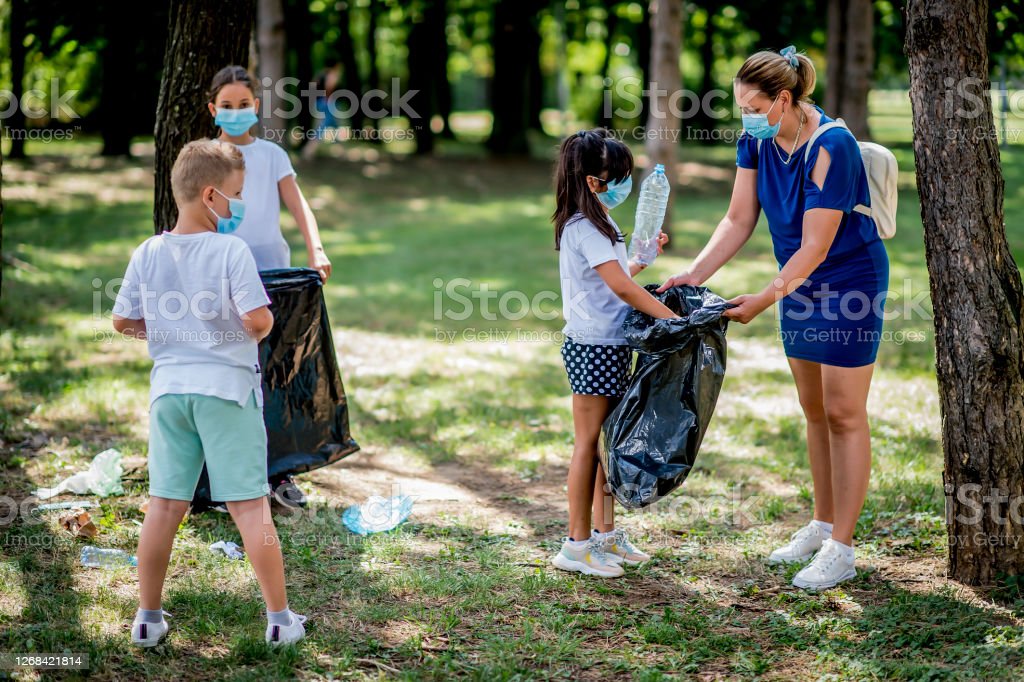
265, 612, 307, 646
598, 529, 651, 566
131, 611, 170, 648
551, 537, 624, 578
768, 522, 830, 564
792, 539, 857, 591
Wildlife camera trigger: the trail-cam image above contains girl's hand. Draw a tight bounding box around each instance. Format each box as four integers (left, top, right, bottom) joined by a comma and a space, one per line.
656, 231, 669, 255
656, 270, 701, 292
722, 293, 771, 324
309, 248, 332, 282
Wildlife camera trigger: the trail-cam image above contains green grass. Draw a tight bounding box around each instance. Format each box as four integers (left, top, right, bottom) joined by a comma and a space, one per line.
1, 117, 1024, 680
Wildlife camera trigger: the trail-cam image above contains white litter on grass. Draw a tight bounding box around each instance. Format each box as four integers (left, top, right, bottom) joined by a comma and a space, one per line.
33, 449, 124, 500
208, 541, 245, 560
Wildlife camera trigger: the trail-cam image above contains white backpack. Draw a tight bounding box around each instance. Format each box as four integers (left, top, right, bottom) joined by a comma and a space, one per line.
759, 118, 898, 239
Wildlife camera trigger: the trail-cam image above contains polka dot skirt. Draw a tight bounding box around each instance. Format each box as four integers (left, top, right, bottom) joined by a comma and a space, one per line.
561, 340, 633, 397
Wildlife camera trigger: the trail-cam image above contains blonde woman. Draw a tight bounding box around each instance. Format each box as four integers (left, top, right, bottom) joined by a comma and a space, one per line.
661, 47, 888, 590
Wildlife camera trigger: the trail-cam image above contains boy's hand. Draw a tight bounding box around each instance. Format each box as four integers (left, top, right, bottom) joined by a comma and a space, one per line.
112, 316, 147, 339
241, 306, 274, 341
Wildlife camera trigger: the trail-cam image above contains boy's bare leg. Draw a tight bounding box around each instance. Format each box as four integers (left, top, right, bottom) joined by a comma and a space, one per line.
226, 497, 288, 612
137, 496, 190, 610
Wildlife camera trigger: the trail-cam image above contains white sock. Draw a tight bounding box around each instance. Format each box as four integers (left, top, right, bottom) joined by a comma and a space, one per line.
267, 608, 294, 626
811, 519, 834, 534
592, 528, 614, 539
829, 538, 855, 560
566, 536, 590, 549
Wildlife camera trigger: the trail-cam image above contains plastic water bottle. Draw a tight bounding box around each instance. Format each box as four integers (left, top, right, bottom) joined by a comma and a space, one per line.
80, 546, 137, 569
628, 163, 671, 266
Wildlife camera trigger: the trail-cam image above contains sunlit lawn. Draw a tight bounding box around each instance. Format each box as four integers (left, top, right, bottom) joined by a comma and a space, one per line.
1, 117, 1024, 679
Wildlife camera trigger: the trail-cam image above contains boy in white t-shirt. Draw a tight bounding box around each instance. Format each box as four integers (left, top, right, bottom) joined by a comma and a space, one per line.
113, 140, 305, 648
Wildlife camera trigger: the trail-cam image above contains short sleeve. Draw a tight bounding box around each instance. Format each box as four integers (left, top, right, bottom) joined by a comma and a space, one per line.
112, 252, 142, 319
736, 133, 759, 170
273, 144, 296, 182
804, 130, 861, 212
577, 226, 620, 268
227, 242, 272, 315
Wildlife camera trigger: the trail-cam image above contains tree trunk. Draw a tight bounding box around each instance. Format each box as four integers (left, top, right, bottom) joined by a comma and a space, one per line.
99, 4, 135, 157
257, 0, 288, 141
825, 0, 873, 139
486, 0, 544, 156
153, 0, 256, 233
692, 0, 720, 137
366, 0, 381, 133
635, 2, 652, 126
644, 0, 682, 239
285, 0, 314, 135
407, 0, 438, 155
433, 0, 454, 139
596, 8, 620, 129
337, 0, 365, 130
8, 0, 27, 160
906, 0, 1024, 585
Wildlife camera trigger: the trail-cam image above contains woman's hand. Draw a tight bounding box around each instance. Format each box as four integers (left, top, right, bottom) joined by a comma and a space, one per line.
655, 231, 669, 255
656, 270, 701, 292
722, 293, 772, 324
309, 248, 332, 282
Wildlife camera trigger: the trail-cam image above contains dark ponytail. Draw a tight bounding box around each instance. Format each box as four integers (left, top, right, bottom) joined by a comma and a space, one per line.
551, 128, 634, 250
208, 65, 256, 103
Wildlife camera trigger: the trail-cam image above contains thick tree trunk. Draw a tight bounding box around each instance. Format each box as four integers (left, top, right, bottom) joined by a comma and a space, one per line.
635, 2, 652, 126
257, 0, 288, 140
153, 0, 256, 232
906, 0, 1024, 585
8, 0, 27, 160
825, 0, 873, 139
433, 0, 454, 139
644, 0, 682, 239
486, 0, 544, 156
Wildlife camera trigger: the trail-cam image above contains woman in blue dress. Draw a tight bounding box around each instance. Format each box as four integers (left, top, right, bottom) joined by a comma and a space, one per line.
660, 47, 889, 590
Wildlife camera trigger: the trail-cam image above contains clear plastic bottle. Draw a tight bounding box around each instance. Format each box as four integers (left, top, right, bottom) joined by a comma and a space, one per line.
628, 163, 671, 266
80, 546, 137, 569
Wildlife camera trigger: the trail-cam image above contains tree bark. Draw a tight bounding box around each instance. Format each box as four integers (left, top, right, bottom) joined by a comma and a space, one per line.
8, 0, 27, 160
257, 0, 288, 140
644, 0, 682, 239
153, 0, 256, 233
825, 0, 873, 139
486, 0, 544, 156
366, 0, 381, 134
693, 0, 720, 138
906, 0, 1024, 585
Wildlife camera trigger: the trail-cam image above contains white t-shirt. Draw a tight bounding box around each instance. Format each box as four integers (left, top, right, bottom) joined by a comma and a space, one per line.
230, 138, 296, 271
559, 212, 631, 345
112, 231, 272, 407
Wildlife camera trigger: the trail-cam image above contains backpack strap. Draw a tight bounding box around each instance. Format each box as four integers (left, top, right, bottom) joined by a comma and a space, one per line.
803, 118, 849, 164
803, 117, 873, 217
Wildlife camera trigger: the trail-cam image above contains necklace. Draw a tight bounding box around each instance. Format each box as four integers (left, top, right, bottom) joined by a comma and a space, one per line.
773, 108, 806, 165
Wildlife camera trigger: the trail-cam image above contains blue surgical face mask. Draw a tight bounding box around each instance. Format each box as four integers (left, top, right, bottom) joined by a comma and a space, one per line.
207, 188, 246, 234
214, 107, 259, 136
593, 175, 632, 210
741, 95, 782, 140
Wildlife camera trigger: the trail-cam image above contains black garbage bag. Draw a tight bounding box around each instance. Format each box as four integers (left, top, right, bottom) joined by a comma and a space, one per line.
191, 268, 359, 510
600, 285, 730, 509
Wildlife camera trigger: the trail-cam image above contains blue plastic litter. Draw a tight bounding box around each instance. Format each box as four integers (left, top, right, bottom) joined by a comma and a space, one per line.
342, 495, 414, 535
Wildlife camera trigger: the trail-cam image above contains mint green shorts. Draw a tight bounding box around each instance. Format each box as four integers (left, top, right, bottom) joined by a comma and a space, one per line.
148, 391, 270, 502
